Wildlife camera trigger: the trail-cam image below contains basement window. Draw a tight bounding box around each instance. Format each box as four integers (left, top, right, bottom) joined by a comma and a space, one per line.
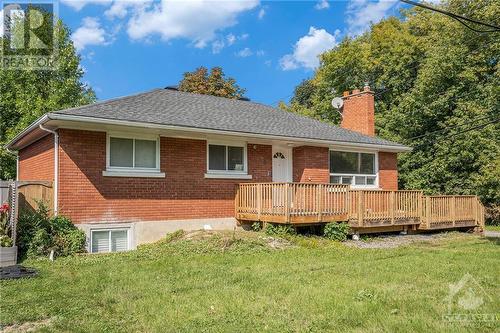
91, 229, 129, 253
329, 150, 378, 188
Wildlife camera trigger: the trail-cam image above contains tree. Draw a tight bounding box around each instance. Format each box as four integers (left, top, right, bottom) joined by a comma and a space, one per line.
178, 66, 246, 99
0, 14, 95, 180
287, 0, 500, 215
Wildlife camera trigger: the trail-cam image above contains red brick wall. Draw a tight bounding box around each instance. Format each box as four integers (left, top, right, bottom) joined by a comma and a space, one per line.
292, 146, 329, 183
378, 152, 398, 190
57, 129, 272, 224
341, 88, 375, 136
18, 135, 54, 181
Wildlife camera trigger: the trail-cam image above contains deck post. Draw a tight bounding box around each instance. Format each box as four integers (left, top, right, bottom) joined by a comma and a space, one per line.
257, 183, 262, 221
425, 196, 431, 229
285, 183, 291, 223
390, 191, 395, 225
451, 196, 455, 227
234, 184, 240, 218
317, 184, 323, 222
358, 191, 364, 227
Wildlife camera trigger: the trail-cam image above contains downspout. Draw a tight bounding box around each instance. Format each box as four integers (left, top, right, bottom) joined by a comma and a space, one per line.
16, 155, 19, 181
39, 124, 59, 216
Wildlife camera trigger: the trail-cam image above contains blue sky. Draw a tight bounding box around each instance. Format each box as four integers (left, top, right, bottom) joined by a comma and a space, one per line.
53, 0, 407, 105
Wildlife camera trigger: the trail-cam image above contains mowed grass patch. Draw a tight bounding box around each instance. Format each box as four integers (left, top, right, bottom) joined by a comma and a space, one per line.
1, 231, 498, 332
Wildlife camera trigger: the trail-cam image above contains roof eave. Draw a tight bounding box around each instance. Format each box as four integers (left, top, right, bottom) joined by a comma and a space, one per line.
4, 114, 52, 151
48, 113, 412, 152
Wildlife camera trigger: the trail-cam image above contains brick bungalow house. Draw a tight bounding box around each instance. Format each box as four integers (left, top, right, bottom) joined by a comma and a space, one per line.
5, 85, 410, 253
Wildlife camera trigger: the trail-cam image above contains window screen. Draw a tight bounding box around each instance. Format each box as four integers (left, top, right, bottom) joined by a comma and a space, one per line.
228, 146, 244, 171
209, 145, 226, 170
135, 139, 156, 168
110, 138, 133, 167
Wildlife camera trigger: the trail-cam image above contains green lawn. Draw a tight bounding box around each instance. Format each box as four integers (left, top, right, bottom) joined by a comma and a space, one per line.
1, 231, 499, 332
485, 225, 500, 232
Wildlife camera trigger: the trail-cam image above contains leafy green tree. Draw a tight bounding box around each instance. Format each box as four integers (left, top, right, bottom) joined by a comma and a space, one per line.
287, 0, 499, 213
178, 66, 246, 99
0, 14, 95, 180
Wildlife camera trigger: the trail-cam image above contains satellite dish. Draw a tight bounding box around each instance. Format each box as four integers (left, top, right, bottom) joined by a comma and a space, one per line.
331, 97, 344, 109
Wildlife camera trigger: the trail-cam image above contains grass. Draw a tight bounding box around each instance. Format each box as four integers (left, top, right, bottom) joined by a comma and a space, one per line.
485, 225, 500, 232
1, 231, 499, 332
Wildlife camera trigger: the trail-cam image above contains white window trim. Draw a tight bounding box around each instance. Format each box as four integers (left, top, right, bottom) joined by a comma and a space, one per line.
329, 149, 379, 189
206, 141, 250, 178
90, 228, 130, 253
104, 132, 165, 178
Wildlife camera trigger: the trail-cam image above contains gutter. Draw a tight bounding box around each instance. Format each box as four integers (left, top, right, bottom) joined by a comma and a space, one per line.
38, 123, 58, 216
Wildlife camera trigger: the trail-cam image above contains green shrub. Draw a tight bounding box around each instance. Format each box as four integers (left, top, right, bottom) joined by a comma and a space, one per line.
0, 235, 13, 247
251, 222, 262, 232
485, 204, 499, 226
264, 223, 296, 237
17, 203, 86, 259
323, 222, 350, 242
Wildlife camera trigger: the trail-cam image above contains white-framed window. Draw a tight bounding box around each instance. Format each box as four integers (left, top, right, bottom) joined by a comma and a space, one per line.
104, 132, 164, 177
206, 142, 248, 175
90, 229, 130, 253
329, 150, 378, 188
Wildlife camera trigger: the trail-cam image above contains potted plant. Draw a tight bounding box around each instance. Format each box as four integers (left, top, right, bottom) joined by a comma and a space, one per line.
0, 202, 17, 267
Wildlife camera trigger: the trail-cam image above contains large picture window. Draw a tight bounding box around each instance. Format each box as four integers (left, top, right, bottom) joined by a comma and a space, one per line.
106, 133, 160, 174
329, 150, 377, 187
207, 143, 246, 173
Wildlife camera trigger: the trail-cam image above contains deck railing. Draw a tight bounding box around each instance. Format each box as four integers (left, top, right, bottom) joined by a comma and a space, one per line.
235, 183, 485, 229
348, 190, 422, 227
236, 183, 349, 223
421, 195, 485, 229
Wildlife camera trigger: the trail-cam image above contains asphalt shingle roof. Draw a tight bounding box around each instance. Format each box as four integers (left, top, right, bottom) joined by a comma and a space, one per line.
53, 88, 408, 149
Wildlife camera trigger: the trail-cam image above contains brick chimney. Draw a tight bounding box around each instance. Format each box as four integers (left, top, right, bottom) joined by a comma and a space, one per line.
341, 84, 375, 136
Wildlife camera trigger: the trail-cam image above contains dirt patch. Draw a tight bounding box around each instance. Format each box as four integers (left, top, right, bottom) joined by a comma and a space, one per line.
175, 230, 294, 250
1, 318, 53, 333
345, 232, 475, 249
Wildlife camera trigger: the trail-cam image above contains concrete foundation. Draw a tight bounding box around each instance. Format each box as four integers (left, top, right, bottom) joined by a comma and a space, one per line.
77, 217, 238, 251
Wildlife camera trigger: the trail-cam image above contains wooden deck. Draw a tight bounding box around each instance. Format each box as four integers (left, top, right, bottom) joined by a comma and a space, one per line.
235, 183, 485, 231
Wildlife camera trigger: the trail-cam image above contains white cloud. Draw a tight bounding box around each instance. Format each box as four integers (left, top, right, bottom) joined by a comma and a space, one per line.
211, 39, 224, 54
280, 27, 339, 71
61, 0, 113, 11
104, 0, 151, 19
314, 0, 330, 10
236, 47, 252, 57
239, 33, 249, 41
346, 0, 398, 35
71, 17, 109, 51
226, 33, 236, 45
256, 50, 265, 57
258, 8, 266, 19
127, 0, 259, 48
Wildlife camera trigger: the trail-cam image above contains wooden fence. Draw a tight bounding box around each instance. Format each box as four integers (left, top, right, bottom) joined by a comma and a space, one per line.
235, 183, 485, 230
3, 181, 54, 244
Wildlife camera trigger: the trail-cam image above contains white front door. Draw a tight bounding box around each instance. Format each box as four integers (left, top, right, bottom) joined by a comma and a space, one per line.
272, 146, 292, 182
